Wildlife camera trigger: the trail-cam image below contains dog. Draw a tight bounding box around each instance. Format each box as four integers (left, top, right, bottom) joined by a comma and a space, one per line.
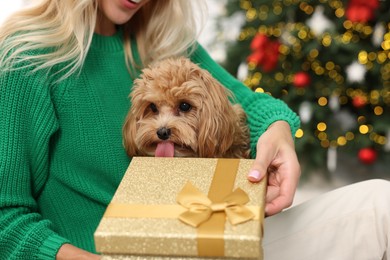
123, 57, 250, 158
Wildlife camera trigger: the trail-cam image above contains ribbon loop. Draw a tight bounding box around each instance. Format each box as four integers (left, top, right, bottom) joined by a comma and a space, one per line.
177, 182, 254, 227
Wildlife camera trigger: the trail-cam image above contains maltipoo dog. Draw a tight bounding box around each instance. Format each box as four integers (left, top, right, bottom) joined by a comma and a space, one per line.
123, 57, 250, 158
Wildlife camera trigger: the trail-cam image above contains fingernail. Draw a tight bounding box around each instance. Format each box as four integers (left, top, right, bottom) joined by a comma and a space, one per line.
248, 170, 261, 181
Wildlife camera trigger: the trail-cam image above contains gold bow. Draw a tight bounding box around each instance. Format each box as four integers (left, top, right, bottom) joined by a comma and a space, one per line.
176, 182, 255, 227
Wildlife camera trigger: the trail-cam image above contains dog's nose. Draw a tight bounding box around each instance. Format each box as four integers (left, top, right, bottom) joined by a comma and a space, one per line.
157, 127, 171, 140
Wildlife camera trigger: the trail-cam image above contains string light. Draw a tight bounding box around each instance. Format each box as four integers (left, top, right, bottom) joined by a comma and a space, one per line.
346, 132, 355, 141
337, 136, 347, 146
295, 129, 304, 138
374, 106, 383, 115
359, 125, 369, 134
318, 97, 328, 106
317, 122, 327, 131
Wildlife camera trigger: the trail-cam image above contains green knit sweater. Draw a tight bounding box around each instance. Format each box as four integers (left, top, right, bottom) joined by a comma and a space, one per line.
0, 30, 299, 259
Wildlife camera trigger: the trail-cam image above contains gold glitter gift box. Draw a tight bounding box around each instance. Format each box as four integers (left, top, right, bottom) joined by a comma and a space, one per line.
94, 157, 266, 259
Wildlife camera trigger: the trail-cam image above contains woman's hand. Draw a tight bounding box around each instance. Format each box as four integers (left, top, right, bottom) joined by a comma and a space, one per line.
247, 121, 301, 216
56, 244, 100, 260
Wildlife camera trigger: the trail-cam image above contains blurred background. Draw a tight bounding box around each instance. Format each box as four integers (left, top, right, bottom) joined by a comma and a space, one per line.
0, 0, 23, 25
2, 0, 389, 205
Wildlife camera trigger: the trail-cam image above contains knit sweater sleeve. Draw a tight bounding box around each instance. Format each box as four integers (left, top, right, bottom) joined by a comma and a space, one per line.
0, 67, 69, 259
190, 43, 300, 158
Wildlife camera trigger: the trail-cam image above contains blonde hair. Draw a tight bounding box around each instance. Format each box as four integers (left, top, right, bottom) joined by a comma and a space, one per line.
0, 0, 207, 81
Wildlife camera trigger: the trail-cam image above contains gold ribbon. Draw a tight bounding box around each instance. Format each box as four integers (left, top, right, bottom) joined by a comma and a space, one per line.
103, 203, 260, 220
196, 158, 245, 257
177, 182, 255, 227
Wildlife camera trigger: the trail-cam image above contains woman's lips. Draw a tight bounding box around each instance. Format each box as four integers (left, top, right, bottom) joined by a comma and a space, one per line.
122, 0, 139, 9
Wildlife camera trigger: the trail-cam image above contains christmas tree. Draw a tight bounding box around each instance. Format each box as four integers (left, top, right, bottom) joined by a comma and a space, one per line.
219, 0, 390, 176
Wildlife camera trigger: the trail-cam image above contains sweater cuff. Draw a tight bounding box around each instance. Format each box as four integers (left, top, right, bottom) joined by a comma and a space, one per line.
244, 96, 301, 158
38, 233, 70, 260
248, 104, 301, 137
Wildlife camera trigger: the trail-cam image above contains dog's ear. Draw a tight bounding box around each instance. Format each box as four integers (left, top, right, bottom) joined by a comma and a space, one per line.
122, 107, 139, 156
123, 77, 146, 157
196, 69, 240, 157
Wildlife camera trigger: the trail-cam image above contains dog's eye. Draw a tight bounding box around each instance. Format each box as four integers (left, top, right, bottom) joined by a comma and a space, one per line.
149, 103, 158, 113
178, 102, 191, 112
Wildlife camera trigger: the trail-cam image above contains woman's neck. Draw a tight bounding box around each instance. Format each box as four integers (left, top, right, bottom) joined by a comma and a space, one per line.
95, 14, 117, 36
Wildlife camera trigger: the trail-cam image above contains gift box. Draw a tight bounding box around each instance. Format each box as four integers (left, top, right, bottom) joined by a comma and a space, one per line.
94, 157, 266, 259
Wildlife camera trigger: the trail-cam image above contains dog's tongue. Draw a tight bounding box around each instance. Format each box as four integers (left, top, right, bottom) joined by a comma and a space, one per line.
155, 141, 175, 157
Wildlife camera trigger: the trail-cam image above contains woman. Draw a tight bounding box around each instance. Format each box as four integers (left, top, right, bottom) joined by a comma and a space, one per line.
0, 0, 300, 258
5, 1, 386, 260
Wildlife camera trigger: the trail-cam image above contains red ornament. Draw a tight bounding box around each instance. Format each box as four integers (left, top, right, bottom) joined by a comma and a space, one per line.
250, 33, 268, 50
293, 72, 311, 88
247, 33, 280, 72
352, 95, 366, 108
346, 0, 379, 23
358, 147, 377, 164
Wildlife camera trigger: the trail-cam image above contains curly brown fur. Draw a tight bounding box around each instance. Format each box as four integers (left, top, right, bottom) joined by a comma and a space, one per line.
123, 57, 250, 158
